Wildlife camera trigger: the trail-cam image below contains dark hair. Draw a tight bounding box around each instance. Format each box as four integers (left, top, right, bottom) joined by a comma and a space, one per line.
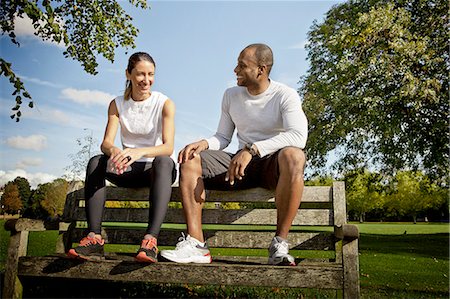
245, 43, 274, 74
124, 52, 156, 100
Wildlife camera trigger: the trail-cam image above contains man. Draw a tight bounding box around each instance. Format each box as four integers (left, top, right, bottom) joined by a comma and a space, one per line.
161, 43, 308, 266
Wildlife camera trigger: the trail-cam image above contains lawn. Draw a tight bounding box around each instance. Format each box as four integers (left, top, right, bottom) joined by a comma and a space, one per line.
0, 220, 448, 298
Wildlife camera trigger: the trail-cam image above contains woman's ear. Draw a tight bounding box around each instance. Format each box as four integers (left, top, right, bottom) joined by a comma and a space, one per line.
125, 69, 130, 80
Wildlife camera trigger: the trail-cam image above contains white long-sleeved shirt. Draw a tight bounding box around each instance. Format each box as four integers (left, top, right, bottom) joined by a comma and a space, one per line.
206, 80, 308, 157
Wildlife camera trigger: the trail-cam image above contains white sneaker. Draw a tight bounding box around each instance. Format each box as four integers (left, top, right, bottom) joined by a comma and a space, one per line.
268, 236, 296, 266
160, 233, 212, 264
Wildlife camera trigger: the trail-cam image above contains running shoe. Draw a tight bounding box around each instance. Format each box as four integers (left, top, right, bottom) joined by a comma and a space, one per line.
67, 232, 105, 260
135, 236, 158, 263
268, 236, 296, 266
160, 233, 212, 263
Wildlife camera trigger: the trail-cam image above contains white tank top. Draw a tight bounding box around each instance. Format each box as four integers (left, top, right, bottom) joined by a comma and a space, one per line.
114, 92, 168, 162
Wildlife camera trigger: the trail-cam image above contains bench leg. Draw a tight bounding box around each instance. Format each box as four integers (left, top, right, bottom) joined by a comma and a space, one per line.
342, 239, 360, 299
3, 230, 29, 299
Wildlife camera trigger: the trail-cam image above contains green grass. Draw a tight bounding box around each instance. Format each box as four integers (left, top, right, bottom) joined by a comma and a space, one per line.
1, 220, 448, 298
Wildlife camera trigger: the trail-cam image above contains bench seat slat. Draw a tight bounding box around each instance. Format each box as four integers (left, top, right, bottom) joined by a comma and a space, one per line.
18, 256, 343, 289
71, 208, 333, 226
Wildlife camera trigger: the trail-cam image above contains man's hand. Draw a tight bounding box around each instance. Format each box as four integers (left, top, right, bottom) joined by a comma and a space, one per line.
225, 149, 252, 185
178, 140, 209, 164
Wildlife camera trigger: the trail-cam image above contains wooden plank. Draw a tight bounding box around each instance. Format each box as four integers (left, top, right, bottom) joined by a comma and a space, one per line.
71, 208, 333, 226
5, 218, 59, 232
18, 256, 343, 289
69, 186, 332, 203
3, 231, 29, 299
343, 239, 360, 299
333, 181, 346, 227
68, 228, 336, 250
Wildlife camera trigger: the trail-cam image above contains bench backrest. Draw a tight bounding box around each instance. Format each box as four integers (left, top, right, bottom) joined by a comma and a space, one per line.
61, 182, 346, 252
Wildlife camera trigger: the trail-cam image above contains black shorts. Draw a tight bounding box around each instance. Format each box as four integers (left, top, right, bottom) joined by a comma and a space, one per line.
200, 149, 281, 191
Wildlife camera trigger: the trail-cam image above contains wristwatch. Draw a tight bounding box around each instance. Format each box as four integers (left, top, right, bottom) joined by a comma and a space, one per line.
245, 143, 258, 156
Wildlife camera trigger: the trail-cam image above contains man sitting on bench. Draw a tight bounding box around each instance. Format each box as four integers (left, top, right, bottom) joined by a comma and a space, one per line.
161, 43, 308, 265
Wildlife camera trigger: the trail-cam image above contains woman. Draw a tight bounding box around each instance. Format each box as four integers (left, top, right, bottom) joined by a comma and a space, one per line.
67, 52, 176, 263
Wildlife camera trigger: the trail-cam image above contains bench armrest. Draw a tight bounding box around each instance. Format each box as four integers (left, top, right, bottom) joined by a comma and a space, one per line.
5, 218, 60, 233
334, 224, 359, 241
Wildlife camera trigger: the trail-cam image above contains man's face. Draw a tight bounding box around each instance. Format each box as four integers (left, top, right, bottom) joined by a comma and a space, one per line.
234, 48, 259, 87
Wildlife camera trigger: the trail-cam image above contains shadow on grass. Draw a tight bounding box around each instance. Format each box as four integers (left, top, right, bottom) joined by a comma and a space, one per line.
359, 233, 449, 259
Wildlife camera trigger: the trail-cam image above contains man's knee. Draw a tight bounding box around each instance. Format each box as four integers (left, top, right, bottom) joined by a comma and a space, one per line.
278, 147, 306, 174
179, 155, 202, 175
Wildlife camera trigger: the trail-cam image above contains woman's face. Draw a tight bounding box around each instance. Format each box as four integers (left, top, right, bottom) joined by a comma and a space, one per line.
126, 60, 155, 100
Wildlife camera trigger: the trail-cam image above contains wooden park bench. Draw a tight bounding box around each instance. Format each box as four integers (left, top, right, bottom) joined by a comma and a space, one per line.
3, 181, 360, 298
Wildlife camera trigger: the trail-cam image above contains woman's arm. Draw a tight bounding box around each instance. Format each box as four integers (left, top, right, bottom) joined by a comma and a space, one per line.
101, 100, 121, 157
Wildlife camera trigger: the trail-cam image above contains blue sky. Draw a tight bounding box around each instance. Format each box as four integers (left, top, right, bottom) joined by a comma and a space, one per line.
0, 0, 342, 187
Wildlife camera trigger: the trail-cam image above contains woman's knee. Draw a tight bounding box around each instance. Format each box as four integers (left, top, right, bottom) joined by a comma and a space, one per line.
153, 156, 176, 182
153, 156, 175, 171
86, 155, 107, 175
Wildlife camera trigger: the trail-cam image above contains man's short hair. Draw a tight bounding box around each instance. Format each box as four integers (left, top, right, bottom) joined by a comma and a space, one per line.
245, 43, 274, 74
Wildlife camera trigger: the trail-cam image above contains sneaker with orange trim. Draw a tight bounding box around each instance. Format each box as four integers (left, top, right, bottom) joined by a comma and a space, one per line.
67, 232, 105, 260
135, 236, 158, 263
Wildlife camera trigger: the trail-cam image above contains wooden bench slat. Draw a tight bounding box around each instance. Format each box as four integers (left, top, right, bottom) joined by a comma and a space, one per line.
70, 186, 332, 203
68, 228, 336, 250
71, 208, 333, 226
18, 256, 343, 289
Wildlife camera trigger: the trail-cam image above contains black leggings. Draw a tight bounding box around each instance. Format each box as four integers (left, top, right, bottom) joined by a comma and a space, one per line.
84, 154, 176, 237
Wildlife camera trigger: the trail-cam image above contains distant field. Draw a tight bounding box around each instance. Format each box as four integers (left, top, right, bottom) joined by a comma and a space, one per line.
1, 221, 448, 298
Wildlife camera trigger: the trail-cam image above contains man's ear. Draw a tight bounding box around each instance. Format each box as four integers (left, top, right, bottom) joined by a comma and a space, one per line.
258, 65, 267, 75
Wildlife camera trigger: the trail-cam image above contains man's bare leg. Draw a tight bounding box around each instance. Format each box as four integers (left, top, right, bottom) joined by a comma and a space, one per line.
274, 147, 306, 239
179, 155, 207, 242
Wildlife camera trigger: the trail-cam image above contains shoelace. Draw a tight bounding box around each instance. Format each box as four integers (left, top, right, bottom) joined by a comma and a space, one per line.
79, 236, 98, 246
141, 238, 157, 249
272, 240, 289, 255
175, 233, 197, 250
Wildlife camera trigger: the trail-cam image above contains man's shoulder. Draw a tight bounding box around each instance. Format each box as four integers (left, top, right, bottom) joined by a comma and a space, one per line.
225, 85, 245, 95
270, 81, 300, 99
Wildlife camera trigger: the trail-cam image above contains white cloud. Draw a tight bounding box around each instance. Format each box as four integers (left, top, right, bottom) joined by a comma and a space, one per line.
0, 169, 57, 189
6, 135, 48, 151
19, 74, 64, 89
16, 158, 43, 169
14, 14, 65, 48
289, 40, 309, 50
60, 88, 115, 107
25, 108, 71, 125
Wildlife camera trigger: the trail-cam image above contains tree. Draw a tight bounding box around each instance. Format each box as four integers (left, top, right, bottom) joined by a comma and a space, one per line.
13, 176, 31, 210
64, 130, 99, 181
39, 178, 68, 218
344, 169, 384, 222
0, 0, 148, 121
301, 0, 448, 182
385, 171, 446, 223
1, 182, 22, 214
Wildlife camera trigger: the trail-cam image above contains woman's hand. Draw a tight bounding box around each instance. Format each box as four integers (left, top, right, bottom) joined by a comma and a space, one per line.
109, 148, 143, 175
